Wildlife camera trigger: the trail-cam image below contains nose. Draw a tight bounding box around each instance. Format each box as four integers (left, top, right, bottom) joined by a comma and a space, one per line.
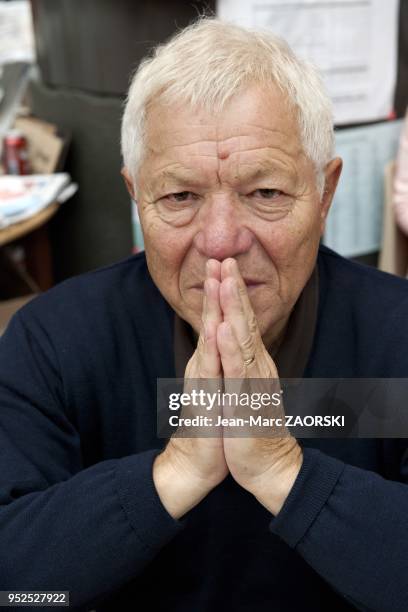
193, 195, 254, 261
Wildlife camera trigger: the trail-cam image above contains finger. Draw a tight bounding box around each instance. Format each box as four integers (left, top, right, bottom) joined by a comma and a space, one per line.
206, 258, 221, 282
221, 258, 258, 318
216, 322, 244, 427
197, 279, 221, 378
186, 277, 220, 378
199, 317, 221, 378
219, 277, 256, 364
217, 321, 245, 379
203, 277, 222, 328
200, 259, 222, 336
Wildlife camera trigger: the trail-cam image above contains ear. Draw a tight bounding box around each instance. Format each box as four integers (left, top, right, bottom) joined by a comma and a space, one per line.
319, 157, 342, 233
121, 167, 137, 201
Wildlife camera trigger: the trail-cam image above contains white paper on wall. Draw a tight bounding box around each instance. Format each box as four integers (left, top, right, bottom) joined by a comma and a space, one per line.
217, 0, 399, 125
324, 120, 403, 257
0, 0, 35, 65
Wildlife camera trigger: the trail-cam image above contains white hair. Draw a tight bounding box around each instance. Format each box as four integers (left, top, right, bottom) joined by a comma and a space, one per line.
121, 18, 334, 194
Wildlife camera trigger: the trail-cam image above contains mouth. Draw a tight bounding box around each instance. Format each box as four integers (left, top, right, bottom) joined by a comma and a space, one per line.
243, 279, 263, 289
191, 280, 264, 291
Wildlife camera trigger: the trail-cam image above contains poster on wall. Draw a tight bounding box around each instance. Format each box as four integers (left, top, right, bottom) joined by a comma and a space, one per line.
0, 0, 35, 65
217, 0, 399, 125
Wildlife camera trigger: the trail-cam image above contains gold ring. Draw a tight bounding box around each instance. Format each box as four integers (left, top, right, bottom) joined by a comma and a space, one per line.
244, 356, 255, 366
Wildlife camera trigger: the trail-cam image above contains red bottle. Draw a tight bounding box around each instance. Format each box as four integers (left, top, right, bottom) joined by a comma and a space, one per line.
2, 130, 31, 175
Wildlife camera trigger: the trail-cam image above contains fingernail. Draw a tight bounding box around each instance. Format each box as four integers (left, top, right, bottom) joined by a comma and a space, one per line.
228, 258, 236, 272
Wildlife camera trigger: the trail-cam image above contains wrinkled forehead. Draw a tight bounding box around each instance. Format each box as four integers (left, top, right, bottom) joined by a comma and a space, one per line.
142, 84, 303, 160
137, 86, 309, 189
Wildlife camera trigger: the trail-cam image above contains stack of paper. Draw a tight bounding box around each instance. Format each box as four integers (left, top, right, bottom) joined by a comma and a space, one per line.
0, 173, 77, 228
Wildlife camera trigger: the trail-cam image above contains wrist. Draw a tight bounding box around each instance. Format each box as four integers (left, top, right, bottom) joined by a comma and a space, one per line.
252, 446, 303, 516
153, 451, 215, 520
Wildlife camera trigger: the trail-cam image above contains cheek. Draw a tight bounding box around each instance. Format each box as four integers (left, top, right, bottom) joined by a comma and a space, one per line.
145, 230, 183, 266
259, 205, 321, 268
140, 205, 174, 261
142, 218, 196, 298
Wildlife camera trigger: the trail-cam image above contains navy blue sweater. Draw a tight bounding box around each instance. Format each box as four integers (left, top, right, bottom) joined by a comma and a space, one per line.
0, 245, 408, 611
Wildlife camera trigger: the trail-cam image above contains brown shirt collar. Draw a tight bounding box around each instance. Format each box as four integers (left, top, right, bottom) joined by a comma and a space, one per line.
174, 266, 318, 379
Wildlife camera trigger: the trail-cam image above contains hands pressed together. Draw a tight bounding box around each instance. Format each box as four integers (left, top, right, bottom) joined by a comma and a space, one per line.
153, 259, 303, 519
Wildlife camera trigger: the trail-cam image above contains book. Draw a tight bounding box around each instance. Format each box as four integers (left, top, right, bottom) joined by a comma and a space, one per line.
0, 173, 76, 228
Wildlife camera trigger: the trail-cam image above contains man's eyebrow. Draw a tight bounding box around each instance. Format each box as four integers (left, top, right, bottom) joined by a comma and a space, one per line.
237, 162, 296, 183
152, 168, 200, 186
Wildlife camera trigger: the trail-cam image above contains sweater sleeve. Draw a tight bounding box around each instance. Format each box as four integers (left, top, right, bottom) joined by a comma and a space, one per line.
270, 447, 408, 612
0, 312, 183, 610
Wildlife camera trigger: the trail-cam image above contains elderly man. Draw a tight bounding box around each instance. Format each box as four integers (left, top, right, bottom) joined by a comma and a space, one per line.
0, 18, 407, 612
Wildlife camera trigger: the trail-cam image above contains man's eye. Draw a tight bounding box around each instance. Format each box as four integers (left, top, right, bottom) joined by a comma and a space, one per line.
251, 188, 283, 199
165, 191, 196, 203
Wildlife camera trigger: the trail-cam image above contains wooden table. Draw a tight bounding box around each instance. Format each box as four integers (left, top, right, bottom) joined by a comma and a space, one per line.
0, 203, 59, 291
